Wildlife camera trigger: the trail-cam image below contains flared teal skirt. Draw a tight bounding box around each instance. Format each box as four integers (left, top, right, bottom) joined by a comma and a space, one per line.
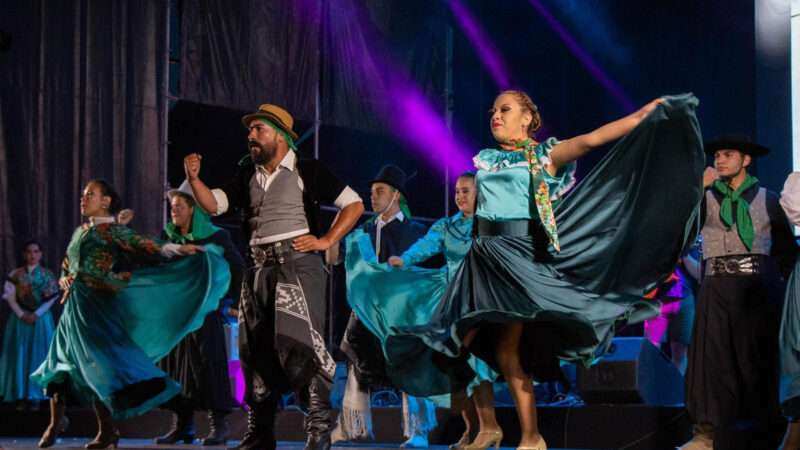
385, 94, 705, 396
30, 245, 230, 419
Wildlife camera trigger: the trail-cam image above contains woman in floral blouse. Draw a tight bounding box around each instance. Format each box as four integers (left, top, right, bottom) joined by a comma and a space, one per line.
32, 179, 230, 449
0, 240, 59, 410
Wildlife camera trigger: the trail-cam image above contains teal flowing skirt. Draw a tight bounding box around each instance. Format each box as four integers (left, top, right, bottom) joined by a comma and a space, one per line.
30, 245, 230, 420
781, 261, 800, 418
385, 94, 705, 396
0, 311, 55, 401
344, 231, 497, 398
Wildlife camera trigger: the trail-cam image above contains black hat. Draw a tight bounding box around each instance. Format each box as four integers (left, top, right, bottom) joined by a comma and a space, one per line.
704, 134, 769, 157
369, 165, 409, 199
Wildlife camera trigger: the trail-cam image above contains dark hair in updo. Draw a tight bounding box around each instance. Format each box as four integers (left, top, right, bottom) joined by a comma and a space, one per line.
457, 171, 476, 181
87, 179, 122, 215
498, 90, 542, 137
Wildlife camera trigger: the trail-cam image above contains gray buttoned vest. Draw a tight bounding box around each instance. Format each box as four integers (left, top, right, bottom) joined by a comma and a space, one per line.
701, 188, 771, 259
248, 168, 309, 241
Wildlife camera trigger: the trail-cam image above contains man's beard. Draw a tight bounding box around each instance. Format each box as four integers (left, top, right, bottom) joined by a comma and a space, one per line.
249, 142, 274, 165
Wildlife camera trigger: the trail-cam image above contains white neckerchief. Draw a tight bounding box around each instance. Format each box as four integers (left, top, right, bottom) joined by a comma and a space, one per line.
375, 210, 405, 260
88, 216, 115, 227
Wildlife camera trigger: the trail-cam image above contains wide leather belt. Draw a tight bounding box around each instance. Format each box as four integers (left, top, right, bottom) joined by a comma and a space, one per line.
706, 255, 763, 277
476, 218, 534, 237
250, 238, 308, 267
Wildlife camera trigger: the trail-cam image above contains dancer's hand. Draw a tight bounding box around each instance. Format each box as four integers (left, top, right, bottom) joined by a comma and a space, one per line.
21, 312, 38, 325
633, 98, 665, 121
293, 235, 331, 252
184, 153, 202, 181
59, 275, 74, 304
117, 209, 134, 225
178, 244, 205, 255
388, 256, 404, 267
58, 275, 74, 292
703, 167, 719, 188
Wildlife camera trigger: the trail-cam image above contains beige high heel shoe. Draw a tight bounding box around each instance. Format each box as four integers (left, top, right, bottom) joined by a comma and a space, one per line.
516, 435, 547, 450
463, 430, 503, 450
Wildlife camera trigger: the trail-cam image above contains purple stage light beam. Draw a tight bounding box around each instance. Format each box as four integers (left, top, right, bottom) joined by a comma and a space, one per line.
388, 80, 475, 176
448, 0, 512, 89
527, 0, 636, 112
321, 0, 476, 176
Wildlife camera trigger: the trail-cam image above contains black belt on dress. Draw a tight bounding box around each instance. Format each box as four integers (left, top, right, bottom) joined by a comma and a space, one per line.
476, 218, 534, 237
706, 255, 764, 277
250, 238, 310, 267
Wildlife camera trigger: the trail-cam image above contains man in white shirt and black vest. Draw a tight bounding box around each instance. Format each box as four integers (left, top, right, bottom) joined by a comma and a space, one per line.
332, 165, 439, 447
183, 104, 364, 450
681, 135, 798, 450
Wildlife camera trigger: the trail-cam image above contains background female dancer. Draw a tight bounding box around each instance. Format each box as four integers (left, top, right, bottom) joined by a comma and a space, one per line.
387, 172, 502, 450
0, 240, 59, 410
154, 182, 244, 446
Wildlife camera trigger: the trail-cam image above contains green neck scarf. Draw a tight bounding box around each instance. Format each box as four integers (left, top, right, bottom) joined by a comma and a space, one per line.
712, 174, 759, 251
164, 207, 222, 244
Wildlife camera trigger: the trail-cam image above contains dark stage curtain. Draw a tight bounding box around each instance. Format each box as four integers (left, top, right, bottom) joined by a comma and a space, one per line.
179, 0, 322, 122
320, 0, 447, 131
0, 0, 169, 273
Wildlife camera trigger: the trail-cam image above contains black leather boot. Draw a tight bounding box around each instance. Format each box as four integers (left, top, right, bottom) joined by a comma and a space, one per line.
303, 376, 333, 450
154, 408, 195, 444
201, 409, 230, 446
230, 398, 277, 450
85, 401, 120, 449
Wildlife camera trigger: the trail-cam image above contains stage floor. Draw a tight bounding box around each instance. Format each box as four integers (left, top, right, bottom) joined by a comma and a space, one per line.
0, 438, 597, 450
0, 405, 693, 450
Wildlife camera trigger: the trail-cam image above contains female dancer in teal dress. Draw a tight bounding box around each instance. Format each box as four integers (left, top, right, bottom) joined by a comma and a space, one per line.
388, 173, 503, 450
384, 91, 704, 449
31, 180, 230, 449
0, 240, 58, 409
778, 172, 800, 450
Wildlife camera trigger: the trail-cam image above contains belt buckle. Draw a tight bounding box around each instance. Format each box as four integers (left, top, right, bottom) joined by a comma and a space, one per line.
252, 247, 267, 266
724, 259, 740, 275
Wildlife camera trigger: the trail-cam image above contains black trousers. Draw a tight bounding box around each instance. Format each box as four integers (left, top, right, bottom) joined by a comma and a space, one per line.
238, 252, 334, 434
686, 272, 784, 448
158, 311, 234, 414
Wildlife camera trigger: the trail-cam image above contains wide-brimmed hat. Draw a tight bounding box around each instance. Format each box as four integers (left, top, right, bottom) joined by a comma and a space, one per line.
704, 134, 769, 157
369, 165, 409, 199
241, 104, 299, 141
166, 180, 195, 203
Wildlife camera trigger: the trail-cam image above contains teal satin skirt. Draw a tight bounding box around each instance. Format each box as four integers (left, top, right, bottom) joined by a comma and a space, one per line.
0, 311, 55, 401
385, 94, 705, 397
781, 261, 800, 418
30, 245, 230, 420
344, 231, 497, 398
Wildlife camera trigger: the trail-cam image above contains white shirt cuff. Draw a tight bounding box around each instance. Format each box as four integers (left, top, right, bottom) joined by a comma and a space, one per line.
161, 243, 183, 258
35, 297, 56, 316
781, 172, 800, 226
334, 186, 362, 209
211, 189, 229, 216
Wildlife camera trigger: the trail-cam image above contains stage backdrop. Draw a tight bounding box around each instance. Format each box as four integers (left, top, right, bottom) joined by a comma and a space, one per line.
0, 0, 169, 273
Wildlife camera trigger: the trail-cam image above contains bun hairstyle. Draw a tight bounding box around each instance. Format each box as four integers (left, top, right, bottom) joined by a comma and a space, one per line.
499, 90, 542, 137
87, 179, 122, 215
457, 171, 476, 181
